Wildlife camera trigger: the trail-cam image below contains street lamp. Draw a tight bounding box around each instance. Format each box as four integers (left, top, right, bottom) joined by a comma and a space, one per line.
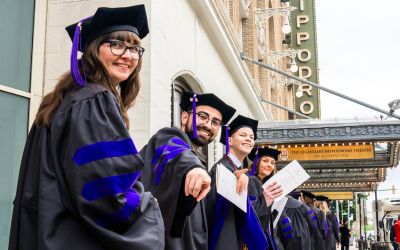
388, 98, 400, 115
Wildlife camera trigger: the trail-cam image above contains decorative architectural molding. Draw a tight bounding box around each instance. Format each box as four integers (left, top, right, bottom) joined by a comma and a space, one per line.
239, 0, 251, 19
257, 120, 400, 143
187, 0, 271, 120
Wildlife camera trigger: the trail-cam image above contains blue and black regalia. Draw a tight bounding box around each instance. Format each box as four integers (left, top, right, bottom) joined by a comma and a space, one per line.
9, 84, 164, 250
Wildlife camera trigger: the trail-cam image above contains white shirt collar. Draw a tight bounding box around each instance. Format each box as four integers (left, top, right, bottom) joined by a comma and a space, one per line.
228, 153, 242, 169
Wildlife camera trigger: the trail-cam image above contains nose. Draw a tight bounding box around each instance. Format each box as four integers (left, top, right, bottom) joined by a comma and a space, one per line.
121, 49, 133, 59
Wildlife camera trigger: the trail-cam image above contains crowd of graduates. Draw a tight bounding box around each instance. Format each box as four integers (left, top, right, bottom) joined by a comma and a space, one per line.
8, 4, 354, 250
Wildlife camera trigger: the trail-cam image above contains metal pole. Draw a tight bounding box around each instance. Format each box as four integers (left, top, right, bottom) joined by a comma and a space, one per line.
336, 200, 340, 224
359, 194, 362, 239
375, 189, 380, 241
260, 98, 311, 119
341, 201, 344, 223
240, 54, 400, 120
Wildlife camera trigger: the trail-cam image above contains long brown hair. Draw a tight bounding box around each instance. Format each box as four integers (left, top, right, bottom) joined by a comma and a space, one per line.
35, 31, 142, 128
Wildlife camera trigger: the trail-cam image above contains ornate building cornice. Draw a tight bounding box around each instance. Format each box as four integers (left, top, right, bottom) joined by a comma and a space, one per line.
257, 120, 400, 143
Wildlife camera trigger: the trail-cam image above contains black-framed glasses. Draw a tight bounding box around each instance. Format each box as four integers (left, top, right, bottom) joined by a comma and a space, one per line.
188, 111, 222, 128
103, 39, 145, 60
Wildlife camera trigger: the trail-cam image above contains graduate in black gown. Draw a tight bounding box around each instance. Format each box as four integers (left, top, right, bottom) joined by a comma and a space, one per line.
326, 198, 341, 247
316, 195, 338, 250
300, 190, 325, 250
248, 148, 313, 250
140, 91, 236, 250
206, 115, 269, 250
9, 5, 165, 250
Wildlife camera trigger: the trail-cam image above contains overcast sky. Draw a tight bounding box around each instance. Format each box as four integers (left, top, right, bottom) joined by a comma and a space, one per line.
315, 0, 400, 205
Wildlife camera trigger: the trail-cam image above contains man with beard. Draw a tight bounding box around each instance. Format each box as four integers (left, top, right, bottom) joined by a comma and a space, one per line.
140, 91, 236, 250
206, 115, 269, 250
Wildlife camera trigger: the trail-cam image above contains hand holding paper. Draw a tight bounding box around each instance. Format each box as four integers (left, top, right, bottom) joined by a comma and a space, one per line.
262, 160, 310, 202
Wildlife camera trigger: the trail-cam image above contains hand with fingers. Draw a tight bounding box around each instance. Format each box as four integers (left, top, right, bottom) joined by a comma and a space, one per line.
184, 167, 211, 202
262, 181, 283, 207
233, 169, 248, 194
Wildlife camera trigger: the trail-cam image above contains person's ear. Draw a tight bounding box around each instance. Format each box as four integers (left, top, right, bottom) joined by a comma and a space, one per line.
181, 111, 189, 126
228, 137, 233, 146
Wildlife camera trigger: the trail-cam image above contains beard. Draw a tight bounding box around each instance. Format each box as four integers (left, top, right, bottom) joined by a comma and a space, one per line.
185, 122, 215, 146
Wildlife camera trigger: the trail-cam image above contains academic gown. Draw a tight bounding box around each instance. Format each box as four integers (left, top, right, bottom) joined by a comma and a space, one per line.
308, 206, 325, 250
139, 127, 208, 250
323, 212, 337, 250
327, 211, 340, 244
248, 176, 314, 250
9, 83, 164, 250
273, 197, 313, 250
206, 156, 268, 250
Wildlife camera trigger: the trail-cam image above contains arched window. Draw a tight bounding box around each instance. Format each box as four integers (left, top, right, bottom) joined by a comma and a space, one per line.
171, 75, 209, 167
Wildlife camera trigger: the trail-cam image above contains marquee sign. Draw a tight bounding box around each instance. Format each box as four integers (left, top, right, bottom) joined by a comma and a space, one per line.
290, 0, 320, 118
278, 144, 374, 161
313, 191, 354, 200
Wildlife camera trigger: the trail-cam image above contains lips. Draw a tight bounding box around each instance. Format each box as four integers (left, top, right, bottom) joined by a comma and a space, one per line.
114, 63, 130, 69
198, 129, 211, 137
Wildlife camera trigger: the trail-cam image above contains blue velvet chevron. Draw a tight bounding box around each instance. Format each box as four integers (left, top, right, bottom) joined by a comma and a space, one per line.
81, 171, 141, 229
73, 138, 138, 166
308, 208, 318, 228
151, 137, 191, 185
280, 216, 294, 240
210, 194, 269, 250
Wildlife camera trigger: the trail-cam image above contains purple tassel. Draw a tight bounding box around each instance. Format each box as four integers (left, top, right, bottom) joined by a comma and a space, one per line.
71, 22, 85, 86
70, 16, 91, 87
249, 146, 259, 176
224, 125, 229, 155
192, 94, 198, 139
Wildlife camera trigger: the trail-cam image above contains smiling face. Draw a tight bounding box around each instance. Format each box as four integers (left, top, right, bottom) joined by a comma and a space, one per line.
181, 105, 222, 146
98, 38, 139, 84
257, 155, 276, 180
228, 127, 255, 161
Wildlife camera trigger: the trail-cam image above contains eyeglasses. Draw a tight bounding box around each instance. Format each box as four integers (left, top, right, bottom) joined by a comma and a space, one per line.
189, 111, 222, 128
103, 39, 145, 60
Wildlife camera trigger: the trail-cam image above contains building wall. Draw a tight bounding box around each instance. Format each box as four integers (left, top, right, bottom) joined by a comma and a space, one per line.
1, 0, 298, 245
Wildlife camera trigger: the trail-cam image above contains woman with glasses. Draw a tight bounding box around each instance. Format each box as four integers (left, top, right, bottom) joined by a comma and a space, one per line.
9, 5, 164, 250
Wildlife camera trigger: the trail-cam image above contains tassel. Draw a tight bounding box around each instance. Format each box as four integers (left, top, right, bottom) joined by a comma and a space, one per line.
70, 16, 92, 86
249, 146, 259, 176
225, 125, 229, 155
191, 94, 198, 139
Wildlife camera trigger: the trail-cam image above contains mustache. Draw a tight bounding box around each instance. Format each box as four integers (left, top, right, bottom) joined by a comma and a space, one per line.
196, 125, 212, 134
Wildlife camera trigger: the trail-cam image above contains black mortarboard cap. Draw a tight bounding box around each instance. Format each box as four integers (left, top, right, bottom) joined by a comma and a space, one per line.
248, 147, 281, 161
289, 191, 301, 200
219, 115, 258, 145
179, 91, 236, 125
300, 190, 316, 199
66, 5, 149, 52
315, 195, 329, 202
65, 5, 149, 86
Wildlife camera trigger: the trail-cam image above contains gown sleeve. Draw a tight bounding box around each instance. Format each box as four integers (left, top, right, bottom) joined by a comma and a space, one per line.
139, 127, 206, 235
50, 90, 163, 248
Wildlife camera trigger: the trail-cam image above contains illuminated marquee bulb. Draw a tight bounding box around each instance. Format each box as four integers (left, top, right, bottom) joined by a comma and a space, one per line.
290, 61, 298, 73
282, 16, 291, 34
296, 88, 303, 98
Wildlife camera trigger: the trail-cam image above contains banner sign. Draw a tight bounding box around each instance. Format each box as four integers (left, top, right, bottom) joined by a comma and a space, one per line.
313, 191, 354, 200
290, 0, 320, 118
278, 144, 374, 161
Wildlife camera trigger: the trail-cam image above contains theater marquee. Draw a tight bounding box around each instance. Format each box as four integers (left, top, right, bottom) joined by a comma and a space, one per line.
291, 0, 320, 118
278, 144, 374, 161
